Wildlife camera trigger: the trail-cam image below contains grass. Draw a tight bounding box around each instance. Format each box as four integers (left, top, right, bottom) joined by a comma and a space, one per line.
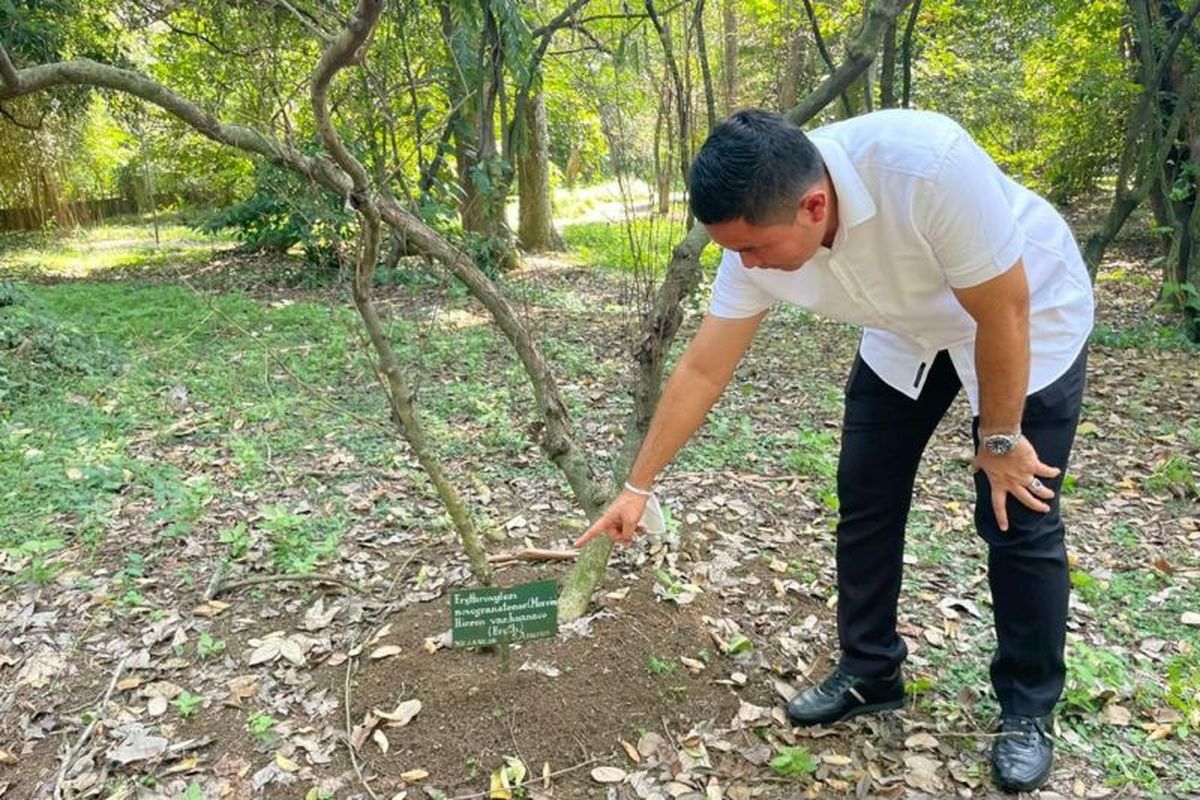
561, 218, 722, 275
0, 217, 235, 279
0, 274, 536, 582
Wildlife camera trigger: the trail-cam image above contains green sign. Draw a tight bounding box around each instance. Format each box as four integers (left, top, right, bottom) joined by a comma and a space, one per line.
451, 580, 558, 648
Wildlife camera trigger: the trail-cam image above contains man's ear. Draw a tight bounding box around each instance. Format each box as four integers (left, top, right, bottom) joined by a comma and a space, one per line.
798, 189, 828, 225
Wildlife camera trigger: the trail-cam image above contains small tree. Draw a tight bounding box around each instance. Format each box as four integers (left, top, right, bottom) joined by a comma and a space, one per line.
0, 0, 905, 619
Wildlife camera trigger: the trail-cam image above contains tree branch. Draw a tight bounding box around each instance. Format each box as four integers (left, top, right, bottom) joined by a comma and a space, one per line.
0, 102, 43, 131
0, 56, 354, 196
310, 0, 494, 585
800, 0, 853, 117
0, 46, 18, 88
311, 0, 380, 194
271, 0, 335, 43
504, 0, 594, 159
0, 13, 605, 602
785, 0, 903, 126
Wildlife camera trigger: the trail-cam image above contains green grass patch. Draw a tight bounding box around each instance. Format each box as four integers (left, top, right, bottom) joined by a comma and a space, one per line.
0, 221, 234, 279
562, 219, 721, 275
0, 267, 579, 581
1091, 321, 1200, 351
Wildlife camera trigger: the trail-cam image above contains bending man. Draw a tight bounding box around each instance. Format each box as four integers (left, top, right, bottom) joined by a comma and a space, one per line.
576, 109, 1093, 794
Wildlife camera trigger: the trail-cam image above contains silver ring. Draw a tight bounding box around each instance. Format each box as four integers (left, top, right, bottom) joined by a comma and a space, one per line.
1030, 478, 1044, 491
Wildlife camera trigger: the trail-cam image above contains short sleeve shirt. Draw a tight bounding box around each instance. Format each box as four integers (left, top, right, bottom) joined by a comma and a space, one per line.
708, 109, 1094, 413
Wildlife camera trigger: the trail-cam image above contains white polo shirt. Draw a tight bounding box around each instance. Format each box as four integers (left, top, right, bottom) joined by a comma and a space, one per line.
708, 109, 1094, 413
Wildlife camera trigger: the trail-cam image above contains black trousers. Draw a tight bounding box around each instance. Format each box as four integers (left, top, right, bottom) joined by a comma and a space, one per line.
834, 347, 1087, 717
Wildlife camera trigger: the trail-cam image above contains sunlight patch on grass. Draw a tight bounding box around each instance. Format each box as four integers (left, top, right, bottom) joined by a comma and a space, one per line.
0, 222, 235, 279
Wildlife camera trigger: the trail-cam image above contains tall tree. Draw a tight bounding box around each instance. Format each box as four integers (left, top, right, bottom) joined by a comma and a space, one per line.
517, 90, 564, 251
721, 0, 738, 113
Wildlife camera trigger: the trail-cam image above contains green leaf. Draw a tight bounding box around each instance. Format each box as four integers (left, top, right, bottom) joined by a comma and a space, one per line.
770, 746, 817, 779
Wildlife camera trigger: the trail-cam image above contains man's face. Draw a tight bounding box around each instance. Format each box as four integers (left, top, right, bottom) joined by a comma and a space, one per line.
704, 187, 832, 271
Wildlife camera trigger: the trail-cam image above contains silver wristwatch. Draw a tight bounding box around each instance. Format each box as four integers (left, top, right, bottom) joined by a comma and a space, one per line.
982, 431, 1022, 456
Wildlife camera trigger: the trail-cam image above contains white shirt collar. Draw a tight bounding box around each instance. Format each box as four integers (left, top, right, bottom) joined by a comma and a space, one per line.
810, 135, 877, 246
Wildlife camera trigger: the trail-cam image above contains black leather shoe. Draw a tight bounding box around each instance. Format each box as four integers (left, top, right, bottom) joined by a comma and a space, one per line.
786, 666, 904, 726
992, 715, 1054, 793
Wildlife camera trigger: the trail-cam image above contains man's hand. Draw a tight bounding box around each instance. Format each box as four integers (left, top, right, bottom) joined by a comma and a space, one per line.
574, 489, 649, 548
973, 436, 1060, 532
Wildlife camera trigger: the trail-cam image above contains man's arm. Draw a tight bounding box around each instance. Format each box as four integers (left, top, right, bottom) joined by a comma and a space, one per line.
575, 310, 767, 547
952, 259, 1059, 531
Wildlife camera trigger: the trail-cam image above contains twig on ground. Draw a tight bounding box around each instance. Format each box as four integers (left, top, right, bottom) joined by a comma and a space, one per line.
208, 572, 361, 598
379, 545, 429, 607
53, 655, 128, 800
343, 654, 381, 800
441, 755, 606, 800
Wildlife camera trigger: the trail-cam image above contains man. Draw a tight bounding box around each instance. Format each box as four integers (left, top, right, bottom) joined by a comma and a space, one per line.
575, 109, 1093, 793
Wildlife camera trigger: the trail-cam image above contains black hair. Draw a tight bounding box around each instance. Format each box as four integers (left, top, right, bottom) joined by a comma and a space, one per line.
687, 109, 825, 225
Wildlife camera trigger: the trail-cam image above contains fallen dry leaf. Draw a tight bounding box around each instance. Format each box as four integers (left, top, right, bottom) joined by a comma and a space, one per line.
369, 645, 402, 660
401, 769, 429, 783
904, 732, 939, 750
147, 696, 168, 717
109, 728, 169, 765
376, 699, 422, 727
373, 729, 390, 754
227, 675, 260, 703
192, 600, 230, 618
1100, 703, 1132, 726
16, 649, 66, 689
350, 711, 380, 751
903, 754, 944, 793
591, 766, 627, 784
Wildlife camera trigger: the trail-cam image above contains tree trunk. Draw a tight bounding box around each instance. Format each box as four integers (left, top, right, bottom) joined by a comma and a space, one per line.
440, 0, 518, 273
901, 0, 921, 107
721, 0, 738, 113
801, 0, 854, 118
654, 82, 673, 214
694, 0, 717, 132
880, 15, 898, 108
1185, 179, 1200, 341
565, 145, 582, 188
560, 0, 906, 622
779, 25, 806, 110
518, 92, 564, 252
1083, 0, 1200, 276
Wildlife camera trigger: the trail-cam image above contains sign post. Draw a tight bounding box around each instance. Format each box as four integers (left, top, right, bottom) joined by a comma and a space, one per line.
451, 580, 559, 672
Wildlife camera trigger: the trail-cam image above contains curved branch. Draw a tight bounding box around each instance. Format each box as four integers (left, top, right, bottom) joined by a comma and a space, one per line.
310, 0, 493, 585
800, 0, 853, 117
311, 0, 380, 193
0, 47, 17, 88
0, 55, 354, 196
785, 0, 903, 126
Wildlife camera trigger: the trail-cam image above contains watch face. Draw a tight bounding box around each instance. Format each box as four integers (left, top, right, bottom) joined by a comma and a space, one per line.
986, 436, 1015, 456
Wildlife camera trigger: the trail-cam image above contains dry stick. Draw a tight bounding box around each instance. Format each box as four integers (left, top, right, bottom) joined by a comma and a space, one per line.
379, 545, 429, 607
53, 655, 128, 800
209, 572, 361, 599
487, 548, 577, 563
441, 755, 606, 800
342, 654, 381, 800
